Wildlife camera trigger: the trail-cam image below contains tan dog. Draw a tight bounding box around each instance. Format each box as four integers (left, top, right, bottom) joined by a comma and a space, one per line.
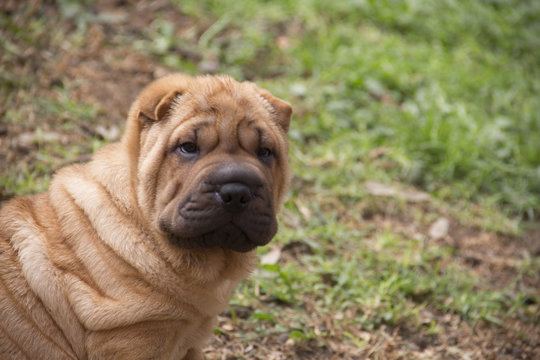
0, 73, 292, 359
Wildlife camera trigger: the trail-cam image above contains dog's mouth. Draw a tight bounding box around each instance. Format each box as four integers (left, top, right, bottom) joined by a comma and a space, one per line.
160, 201, 278, 252
166, 222, 262, 253
159, 163, 278, 253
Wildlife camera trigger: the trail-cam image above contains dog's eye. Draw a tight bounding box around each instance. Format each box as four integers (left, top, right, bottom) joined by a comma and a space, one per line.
176, 142, 199, 156
256, 147, 274, 161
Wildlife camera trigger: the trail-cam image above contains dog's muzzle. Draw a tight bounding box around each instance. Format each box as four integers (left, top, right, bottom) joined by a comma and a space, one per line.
162, 163, 277, 252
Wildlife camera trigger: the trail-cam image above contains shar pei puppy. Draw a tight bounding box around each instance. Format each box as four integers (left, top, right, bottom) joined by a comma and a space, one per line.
0, 73, 292, 359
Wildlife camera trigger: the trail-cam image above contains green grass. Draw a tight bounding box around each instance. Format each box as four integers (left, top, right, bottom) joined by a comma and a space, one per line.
228, 221, 539, 345
0, 80, 103, 198
159, 0, 540, 219
160, 0, 540, 346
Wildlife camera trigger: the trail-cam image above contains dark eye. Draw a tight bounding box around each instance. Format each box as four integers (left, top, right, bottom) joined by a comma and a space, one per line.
257, 147, 274, 161
175, 142, 199, 157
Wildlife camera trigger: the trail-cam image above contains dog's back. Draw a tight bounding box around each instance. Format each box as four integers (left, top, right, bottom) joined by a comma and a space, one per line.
0, 194, 81, 359
0, 73, 291, 360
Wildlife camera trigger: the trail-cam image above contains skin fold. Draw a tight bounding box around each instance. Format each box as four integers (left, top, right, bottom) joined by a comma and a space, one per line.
0, 74, 292, 359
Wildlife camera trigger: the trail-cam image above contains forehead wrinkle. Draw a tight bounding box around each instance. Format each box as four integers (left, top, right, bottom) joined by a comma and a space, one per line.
188, 119, 214, 142
168, 117, 213, 147
256, 125, 275, 148
234, 118, 258, 155
193, 78, 264, 150
213, 92, 247, 138
218, 108, 239, 146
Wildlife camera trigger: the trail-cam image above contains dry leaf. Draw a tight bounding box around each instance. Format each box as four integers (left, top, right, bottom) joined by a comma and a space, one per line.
429, 218, 450, 240
260, 248, 281, 265
365, 181, 430, 202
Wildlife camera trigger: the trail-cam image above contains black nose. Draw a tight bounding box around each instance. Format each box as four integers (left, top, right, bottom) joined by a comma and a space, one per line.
217, 183, 252, 213
210, 164, 263, 213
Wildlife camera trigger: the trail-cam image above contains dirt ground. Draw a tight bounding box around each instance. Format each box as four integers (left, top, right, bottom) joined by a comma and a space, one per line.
1, 1, 539, 359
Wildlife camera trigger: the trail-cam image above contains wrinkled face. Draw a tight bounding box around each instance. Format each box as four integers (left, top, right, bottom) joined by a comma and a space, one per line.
134, 77, 291, 253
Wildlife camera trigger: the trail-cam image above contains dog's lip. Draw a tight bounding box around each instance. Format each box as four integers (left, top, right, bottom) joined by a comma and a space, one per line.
166, 222, 258, 252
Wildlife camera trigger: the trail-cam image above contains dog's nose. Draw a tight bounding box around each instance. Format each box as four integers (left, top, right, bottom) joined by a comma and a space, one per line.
217, 183, 252, 213
210, 164, 263, 213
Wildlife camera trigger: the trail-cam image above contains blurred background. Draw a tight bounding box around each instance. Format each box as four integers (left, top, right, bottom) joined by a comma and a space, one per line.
1, 0, 539, 358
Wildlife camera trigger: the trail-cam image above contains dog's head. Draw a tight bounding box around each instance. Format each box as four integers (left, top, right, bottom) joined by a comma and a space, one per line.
123, 74, 292, 252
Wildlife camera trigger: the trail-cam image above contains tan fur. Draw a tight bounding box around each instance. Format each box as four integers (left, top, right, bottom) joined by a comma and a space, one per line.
0, 74, 292, 359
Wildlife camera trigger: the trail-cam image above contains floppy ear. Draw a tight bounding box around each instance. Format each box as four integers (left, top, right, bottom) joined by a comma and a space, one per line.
138, 90, 182, 122
254, 88, 293, 133
134, 73, 193, 122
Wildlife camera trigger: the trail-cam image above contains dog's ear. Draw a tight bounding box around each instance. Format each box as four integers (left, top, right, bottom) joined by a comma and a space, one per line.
138, 90, 182, 122
135, 74, 193, 122
254, 88, 292, 133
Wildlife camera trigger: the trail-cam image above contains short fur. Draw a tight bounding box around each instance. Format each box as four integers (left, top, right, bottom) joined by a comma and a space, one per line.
0, 74, 292, 359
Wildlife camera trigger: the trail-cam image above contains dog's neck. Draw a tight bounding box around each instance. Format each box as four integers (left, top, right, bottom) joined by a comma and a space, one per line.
86, 142, 257, 283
